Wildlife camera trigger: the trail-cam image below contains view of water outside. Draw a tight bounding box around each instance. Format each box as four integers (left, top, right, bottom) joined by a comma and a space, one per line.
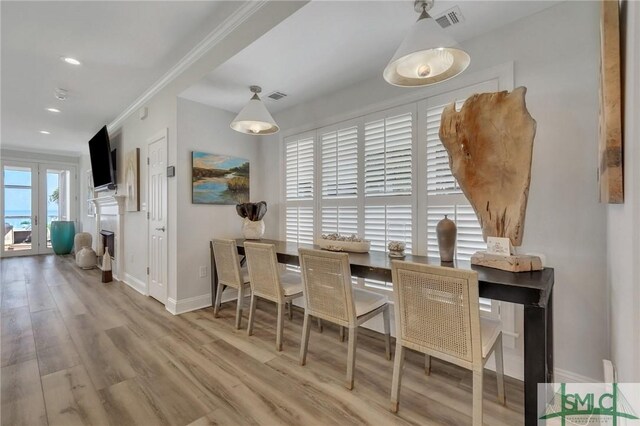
4, 169, 60, 230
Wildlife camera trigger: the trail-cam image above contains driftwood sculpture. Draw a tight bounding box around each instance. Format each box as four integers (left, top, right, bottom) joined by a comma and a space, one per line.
439, 86, 535, 247
440, 87, 541, 272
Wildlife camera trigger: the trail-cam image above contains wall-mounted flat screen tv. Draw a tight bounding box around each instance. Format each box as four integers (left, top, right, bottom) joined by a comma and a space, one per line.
88, 126, 116, 191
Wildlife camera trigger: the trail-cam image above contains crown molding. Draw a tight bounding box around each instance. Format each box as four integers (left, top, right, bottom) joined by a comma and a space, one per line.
107, 0, 268, 133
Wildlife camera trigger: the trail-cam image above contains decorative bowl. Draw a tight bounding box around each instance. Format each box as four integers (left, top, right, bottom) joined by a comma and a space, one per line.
317, 238, 370, 253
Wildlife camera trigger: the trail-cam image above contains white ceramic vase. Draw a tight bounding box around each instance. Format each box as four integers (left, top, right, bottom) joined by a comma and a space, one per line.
76, 246, 97, 269
242, 218, 265, 240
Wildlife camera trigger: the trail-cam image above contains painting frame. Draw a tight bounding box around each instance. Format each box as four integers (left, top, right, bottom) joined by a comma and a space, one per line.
191, 151, 250, 205
598, 0, 623, 203
124, 148, 140, 212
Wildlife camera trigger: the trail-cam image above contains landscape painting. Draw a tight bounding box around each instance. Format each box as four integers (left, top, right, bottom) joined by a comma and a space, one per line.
192, 151, 250, 204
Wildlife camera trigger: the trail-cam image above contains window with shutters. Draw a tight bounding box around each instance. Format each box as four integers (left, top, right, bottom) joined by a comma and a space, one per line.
281, 80, 501, 315
362, 106, 415, 252
364, 113, 413, 197
284, 133, 315, 247
285, 206, 314, 244
321, 126, 358, 199
319, 120, 361, 245
321, 206, 358, 235
285, 135, 314, 200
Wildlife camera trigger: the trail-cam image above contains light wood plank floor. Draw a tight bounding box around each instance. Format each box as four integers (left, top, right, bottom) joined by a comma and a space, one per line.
1, 255, 524, 425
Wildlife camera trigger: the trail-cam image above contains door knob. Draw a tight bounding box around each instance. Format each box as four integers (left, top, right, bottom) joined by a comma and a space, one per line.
155, 227, 165, 232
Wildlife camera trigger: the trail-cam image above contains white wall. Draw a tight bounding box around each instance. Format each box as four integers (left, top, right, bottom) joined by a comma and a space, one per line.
74, 0, 307, 311
175, 98, 260, 302
259, 1, 607, 382
78, 90, 178, 297
78, 154, 95, 238
607, 0, 640, 383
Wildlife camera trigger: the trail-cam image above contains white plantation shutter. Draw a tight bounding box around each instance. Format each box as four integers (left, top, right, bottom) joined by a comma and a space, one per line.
321, 206, 358, 235
426, 102, 464, 195
455, 205, 487, 259
285, 136, 314, 200
284, 133, 315, 249
364, 113, 413, 196
364, 205, 413, 253
321, 127, 358, 199
285, 207, 314, 244
363, 205, 412, 291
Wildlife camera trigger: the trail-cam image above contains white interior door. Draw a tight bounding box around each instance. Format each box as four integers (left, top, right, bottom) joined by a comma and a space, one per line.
147, 130, 168, 304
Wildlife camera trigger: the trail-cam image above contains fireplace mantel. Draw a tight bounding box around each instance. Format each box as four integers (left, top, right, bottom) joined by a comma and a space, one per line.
91, 194, 126, 280
91, 194, 126, 211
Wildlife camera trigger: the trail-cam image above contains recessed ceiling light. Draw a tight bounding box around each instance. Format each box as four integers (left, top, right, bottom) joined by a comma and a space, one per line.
61, 56, 81, 66
39, 130, 51, 135
46, 107, 61, 113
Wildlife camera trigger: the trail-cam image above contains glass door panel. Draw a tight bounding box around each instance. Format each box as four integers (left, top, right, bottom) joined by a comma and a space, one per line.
42, 168, 73, 250
2, 161, 76, 257
2, 163, 38, 256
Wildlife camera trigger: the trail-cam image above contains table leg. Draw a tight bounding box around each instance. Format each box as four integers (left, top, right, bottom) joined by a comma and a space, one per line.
524, 304, 549, 426
546, 293, 554, 383
210, 241, 217, 302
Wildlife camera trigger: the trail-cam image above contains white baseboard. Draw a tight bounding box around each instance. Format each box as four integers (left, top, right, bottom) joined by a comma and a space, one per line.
554, 368, 599, 383
123, 273, 148, 296
166, 293, 212, 315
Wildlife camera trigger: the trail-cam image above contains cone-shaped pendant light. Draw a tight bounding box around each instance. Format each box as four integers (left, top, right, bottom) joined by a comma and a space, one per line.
384, 0, 470, 87
230, 86, 279, 135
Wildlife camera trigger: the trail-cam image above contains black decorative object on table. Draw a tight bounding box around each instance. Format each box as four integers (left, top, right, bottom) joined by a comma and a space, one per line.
236, 201, 267, 221
236, 201, 267, 239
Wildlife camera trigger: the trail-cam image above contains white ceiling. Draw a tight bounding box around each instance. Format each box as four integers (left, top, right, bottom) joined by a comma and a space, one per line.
181, 1, 562, 115
1, 1, 243, 155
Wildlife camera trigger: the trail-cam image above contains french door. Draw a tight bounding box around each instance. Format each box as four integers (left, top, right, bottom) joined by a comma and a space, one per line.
1, 160, 76, 257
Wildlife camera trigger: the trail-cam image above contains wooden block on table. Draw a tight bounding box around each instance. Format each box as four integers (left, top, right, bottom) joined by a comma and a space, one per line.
471, 251, 543, 272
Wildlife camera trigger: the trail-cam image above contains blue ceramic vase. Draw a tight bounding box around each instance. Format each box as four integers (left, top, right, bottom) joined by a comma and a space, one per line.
50, 221, 75, 255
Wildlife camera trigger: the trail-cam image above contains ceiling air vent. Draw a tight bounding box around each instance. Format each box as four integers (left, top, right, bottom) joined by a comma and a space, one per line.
267, 91, 287, 101
434, 6, 465, 29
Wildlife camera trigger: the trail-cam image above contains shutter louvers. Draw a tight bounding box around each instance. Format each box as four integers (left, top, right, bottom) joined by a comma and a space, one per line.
426, 101, 464, 196
285, 207, 314, 245
455, 205, 486, 260
286, 136, 314, 200
364, 205, 412, 253
364, 113, 412, 196
322, 127, 358, 199
363, 204, 412, 291
321, 206, 358, 235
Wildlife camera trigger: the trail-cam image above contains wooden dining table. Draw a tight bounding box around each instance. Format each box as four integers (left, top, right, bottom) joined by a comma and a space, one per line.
210, 238, 554, 426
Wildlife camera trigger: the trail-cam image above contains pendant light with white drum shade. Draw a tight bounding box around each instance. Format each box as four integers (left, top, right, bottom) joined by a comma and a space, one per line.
230, 86, 279, 135
384, 0, 470, 87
